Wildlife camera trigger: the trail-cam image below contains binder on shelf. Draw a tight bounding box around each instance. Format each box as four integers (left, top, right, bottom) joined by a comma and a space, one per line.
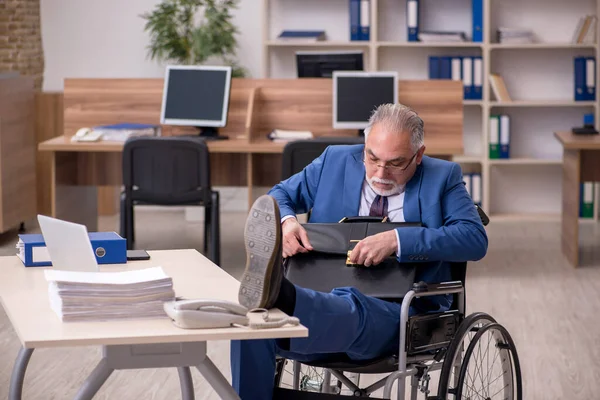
472, 0, 483, 42
360, 0, 370, 41
350, 0, 360, 41
473, 56, 483, 100
463, 57, 473, 100
407, 0, 419, 42
429, 56, 440, 79
489, 115, 500, 159
499, 115, 510, 159
451, 57, 462, 83
16, 232, 127, 267
580, 182, 594, 218
471, 173, 482, 207
586, 56, 596, 101
439, 57, 452, 79
574, 56, 586, 101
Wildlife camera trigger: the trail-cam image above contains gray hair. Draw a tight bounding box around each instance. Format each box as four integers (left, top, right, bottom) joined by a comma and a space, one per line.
363, 104, 424, 151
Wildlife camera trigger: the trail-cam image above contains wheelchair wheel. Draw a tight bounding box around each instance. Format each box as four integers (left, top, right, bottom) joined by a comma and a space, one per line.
437, 312, 496, 399
455, 322, 522, 400
275, 358, 342, 394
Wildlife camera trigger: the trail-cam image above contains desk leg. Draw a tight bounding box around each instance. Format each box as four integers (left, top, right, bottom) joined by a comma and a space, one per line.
562, 149, 581, 267
177, 367, 195, 400
196, 357, 241, 400
9, 347, 34, 400
73, 358, 114, 400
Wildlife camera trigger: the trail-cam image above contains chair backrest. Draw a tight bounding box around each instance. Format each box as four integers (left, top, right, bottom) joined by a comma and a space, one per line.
122, 136, 211, 205
281, 137, 364, 180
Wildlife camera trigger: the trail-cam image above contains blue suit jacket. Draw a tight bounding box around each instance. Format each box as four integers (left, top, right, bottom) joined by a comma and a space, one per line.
269, 144, 488, 310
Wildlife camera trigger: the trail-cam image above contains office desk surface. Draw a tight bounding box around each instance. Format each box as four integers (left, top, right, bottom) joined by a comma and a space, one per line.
38, 135, 463, 155
554, 131, 600, 150
0, 249, 307, 348
38, 136, 288, 154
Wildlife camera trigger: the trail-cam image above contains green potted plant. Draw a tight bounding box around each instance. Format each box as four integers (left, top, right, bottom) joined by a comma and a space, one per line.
141, 0, 247, 77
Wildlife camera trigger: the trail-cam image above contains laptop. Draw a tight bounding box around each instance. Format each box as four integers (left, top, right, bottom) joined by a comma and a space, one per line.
37, 215, 98, 272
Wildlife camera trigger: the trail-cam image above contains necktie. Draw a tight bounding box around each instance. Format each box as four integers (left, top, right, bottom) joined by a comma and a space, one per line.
369, 195, 388, 217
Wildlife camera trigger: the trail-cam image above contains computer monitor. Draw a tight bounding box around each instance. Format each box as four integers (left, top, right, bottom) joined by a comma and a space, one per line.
333, 71, 398, 133
160, 65, 232, 140
296, 51, 364, 78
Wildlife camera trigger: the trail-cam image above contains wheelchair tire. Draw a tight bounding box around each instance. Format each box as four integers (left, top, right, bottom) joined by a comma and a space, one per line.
456, 322, 522, 400
437, 312, 496, 399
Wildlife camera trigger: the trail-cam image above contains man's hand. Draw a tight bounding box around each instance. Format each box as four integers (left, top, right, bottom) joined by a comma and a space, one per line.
349, 230, 397, 267
282, 218, 314, 258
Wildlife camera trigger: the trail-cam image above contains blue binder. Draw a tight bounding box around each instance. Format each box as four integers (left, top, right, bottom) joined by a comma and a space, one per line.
473, 56, 483, 100
407, 0, 419, 42
439, 57, 452, 79
586, 56, 596, 101
472, 0, 483, 42
17, 232, 127, 267
429, 57, 440, 79
350, 0, 360, 41
575, 57, 586, 101
360, 0, 370, 41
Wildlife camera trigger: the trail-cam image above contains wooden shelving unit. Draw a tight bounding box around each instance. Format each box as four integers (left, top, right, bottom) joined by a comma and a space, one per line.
262, 0, 600, 220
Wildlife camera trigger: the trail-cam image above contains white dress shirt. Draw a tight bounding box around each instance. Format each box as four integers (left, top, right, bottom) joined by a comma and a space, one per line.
358, 180, 405, 257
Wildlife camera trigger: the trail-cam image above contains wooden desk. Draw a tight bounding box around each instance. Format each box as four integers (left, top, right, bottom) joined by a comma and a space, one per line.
0, 249, 307, 400
37, 77, 464, 229
554, 131, 600, 267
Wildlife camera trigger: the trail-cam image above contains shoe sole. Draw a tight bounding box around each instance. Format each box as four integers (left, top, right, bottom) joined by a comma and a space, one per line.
238, 196, 281, 309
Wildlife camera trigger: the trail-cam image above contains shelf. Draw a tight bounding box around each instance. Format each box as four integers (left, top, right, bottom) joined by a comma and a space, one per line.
489, 213, 560, 222
490, 43, 597, 50
266, 41, 371, 47
488, 158, 562, 166
464, 100, 483, 106
452, 155, 482, 163
489, 100, 596, 108
378, 41, 482, 48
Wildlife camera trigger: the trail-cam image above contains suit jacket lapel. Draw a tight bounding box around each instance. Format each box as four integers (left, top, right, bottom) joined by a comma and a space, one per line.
404, 162, 423, 222
343, 149, 365, 218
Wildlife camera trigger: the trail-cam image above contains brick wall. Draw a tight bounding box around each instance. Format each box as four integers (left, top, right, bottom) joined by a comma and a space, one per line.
0, 0, 44, 90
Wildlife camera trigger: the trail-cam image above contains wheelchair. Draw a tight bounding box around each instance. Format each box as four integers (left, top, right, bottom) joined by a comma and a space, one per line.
272, 205, 522, 400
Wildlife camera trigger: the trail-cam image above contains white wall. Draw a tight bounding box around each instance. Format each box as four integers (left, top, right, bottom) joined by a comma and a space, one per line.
40, 0, 262, 91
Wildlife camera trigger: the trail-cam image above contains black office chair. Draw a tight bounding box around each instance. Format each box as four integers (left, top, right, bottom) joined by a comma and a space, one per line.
120, 136, 220, 265
281, 137, 365, 180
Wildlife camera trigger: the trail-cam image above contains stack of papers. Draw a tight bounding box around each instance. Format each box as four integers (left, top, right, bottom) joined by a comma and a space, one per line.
44, 267, 175, 322
497, 27, 535, 44
268, 129, 314, 142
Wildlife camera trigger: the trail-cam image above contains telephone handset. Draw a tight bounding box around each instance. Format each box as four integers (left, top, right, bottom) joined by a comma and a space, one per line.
71, 127, 103, 142
163, 299, 249, 329
163, 298, 301, 330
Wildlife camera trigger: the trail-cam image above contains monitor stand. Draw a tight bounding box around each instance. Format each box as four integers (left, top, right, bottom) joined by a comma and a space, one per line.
196, 127, 229, 141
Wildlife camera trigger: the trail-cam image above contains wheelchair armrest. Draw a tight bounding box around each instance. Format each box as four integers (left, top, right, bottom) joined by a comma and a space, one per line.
412, 280, 463, 296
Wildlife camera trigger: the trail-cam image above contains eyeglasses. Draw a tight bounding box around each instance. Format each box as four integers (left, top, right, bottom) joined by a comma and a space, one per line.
363, 150, 419, 173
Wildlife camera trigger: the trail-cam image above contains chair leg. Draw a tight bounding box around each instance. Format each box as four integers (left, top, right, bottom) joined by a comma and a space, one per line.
210, 191, 220, 266
204, 205, 211, 255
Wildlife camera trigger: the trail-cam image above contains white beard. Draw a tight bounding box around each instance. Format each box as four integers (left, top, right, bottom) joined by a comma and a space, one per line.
367, 176, 404, 196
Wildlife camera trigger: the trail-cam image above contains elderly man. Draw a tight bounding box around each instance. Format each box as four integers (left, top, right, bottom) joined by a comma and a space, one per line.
231, 103, 488, 399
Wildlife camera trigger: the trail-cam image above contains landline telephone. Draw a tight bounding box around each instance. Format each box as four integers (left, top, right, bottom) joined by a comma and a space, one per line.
163, 298, 300, 330
71, 127, 104, 142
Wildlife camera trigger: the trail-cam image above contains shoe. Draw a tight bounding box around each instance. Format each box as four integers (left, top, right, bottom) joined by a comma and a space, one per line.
238, 195, 283, 310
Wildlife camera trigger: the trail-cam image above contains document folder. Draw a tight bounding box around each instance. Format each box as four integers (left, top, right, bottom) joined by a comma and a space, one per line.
17, 232, 127, 267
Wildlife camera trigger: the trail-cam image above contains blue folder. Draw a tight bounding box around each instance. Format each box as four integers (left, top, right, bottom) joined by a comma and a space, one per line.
17, 232, 127, 267
350, 0, 360, 41
575, 57, 586, 101
472, 0, 483, 42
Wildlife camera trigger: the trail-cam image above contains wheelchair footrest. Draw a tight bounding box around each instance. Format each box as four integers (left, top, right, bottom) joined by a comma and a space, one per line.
406, 311, 463, 355
274, 388, 370, 399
